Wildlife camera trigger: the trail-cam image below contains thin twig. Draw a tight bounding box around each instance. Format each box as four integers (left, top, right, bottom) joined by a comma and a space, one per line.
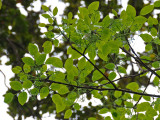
133, 73, 153, 109
120, 47, 160, 78
44, 79, 160, 98
0, 69, 9, 89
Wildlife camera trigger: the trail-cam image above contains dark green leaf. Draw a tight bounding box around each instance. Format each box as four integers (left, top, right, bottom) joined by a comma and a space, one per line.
4, 93, 14, 104
30, 88, 39, 95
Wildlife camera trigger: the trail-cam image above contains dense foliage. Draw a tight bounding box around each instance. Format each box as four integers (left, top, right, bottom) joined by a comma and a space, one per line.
2, 0, 160, 120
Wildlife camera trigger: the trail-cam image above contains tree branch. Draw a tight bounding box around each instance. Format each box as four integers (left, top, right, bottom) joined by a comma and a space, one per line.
44, 79, 160, 98
60, 31, 118, 89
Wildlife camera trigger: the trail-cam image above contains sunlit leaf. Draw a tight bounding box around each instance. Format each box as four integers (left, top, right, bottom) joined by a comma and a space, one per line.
126, 82, 139, 91
10, 81, 22, 91
18, 92, 27, 105
140, 5, 154, 15
64, 109, 72, 119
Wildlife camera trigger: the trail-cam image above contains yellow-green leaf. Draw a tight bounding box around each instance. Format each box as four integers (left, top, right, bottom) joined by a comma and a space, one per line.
18, 92, 27, 105
140, 5, 154, 15
126, 82, 139, 91
64, 109, 72, 119
10, 81, 22, 91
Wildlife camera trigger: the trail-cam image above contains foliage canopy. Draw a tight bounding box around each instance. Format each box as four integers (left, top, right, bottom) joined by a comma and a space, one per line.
2, 0, 160, 119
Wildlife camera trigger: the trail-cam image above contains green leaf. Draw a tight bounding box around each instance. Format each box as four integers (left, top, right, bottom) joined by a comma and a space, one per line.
126, 82, 139, 91
19, 73, 27, 81
58, 85, 69, 95
67, 47, 81, 59
154, 1, 160, 7
151, 27, 157, 36
145, 43, 152, 52
4, 93, 14, 104
30, 88, 39, 95
39, 23, 46, 27
112, 9, 117, 16
108, 72, 116, 80
148, 16, 158, 26
74, 103, 80, 110
65, 58, 73, 71
140, 33, 153, 42
118, 66, 126, 73
41, 5, 49, 11
153, 76, 159, 86
126, 5, 136, 18
52, 94, 66, 113
50, 83, 60, 91
133, 94, 141, 101
114, 91, 122, 98
105, 63, 115, 70
115, 99, 122, 105
53, 39, 59, 47
68, 12, 73, 19
41, 64, 47, 73
68, 91, 77, 101
46, 57, 63, 68
53, 7, 58, 16
146, 107, 157, 117
99, 108, 108, 114
88, 117, 97, 120
78, 57, 86, 70
92, 69, 105, 81
42, 41, 52, 54
28, 43, 39, 56
140, 5, 154, 15
12, 66, 22, 74
124, 101, 133, 108
143, 96, 151, 101
136, 102, 150, 112
23, 64, 31, 73
40, 87, 49, 99
18, 92, 27, 105
36, 54, 46, 65
0, 0, 2, 10
64, 109, 72, 119
10, 81, 22, 91
42, 13, 51, 18
44, 31, 54, 38
23, 80, 32, 89
105, 116, 112, 120
88, 1, 99, 14
22, 57, 35, 66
